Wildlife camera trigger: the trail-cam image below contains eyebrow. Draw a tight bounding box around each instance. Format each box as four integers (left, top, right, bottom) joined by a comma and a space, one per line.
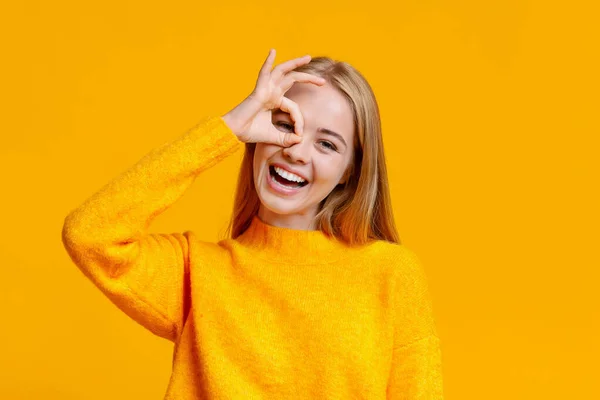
273, 109, 347, 148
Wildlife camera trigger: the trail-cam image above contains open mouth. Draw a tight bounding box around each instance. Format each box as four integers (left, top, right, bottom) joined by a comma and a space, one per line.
269, 165, 309, 189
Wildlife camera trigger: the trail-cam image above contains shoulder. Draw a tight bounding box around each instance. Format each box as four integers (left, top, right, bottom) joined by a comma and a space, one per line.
371, 241, 430, 292
182, 230, 234, 262
367, 240, 423, 272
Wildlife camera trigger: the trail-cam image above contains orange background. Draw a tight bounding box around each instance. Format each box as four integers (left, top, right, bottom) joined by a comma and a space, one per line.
1, 1, 598, 398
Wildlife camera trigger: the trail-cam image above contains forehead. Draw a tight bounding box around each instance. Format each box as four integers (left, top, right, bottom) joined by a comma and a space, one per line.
276, 82, 354, 140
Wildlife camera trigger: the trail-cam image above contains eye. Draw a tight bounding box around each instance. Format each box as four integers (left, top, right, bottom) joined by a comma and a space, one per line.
276, 122, 338, 152
275, 121, 294, 130
319, 141, 337, 151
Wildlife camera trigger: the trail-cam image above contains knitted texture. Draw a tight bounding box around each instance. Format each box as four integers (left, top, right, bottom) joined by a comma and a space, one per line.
62, 116, 444, 399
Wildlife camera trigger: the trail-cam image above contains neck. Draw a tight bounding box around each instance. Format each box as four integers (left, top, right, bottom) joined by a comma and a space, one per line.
257, 205, 319, 231
235, 214, 352, 265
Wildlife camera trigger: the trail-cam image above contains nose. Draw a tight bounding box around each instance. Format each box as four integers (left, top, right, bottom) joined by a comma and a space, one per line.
282, 138, 310, 164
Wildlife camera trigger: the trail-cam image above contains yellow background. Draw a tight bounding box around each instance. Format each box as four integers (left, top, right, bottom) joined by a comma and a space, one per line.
1, 0, 598, 398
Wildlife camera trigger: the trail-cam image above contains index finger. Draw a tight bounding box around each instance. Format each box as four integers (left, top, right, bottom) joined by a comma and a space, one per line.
279, 97, 304, 136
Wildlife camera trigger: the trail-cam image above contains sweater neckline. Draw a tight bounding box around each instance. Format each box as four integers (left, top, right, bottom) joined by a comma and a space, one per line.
235, 215, 352, 264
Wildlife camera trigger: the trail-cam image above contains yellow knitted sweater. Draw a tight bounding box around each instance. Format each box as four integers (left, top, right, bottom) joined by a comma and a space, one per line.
61, 115, 444, 399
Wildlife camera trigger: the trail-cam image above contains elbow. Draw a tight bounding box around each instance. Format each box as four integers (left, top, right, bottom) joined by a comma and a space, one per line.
62, 211, 89, 249
62, 212, 77, 242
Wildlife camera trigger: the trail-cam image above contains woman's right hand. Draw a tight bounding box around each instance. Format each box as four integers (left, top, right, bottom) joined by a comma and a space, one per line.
222, 49, 326, 146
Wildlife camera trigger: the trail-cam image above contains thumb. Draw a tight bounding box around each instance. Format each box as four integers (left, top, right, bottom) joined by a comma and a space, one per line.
281, 132, 302, 147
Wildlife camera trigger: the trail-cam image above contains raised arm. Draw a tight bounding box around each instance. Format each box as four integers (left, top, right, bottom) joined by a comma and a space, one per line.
61, 116, 243, 342
61, 48, 327, 343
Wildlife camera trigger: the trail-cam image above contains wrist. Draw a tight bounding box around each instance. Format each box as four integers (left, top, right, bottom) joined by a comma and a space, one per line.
221, 113, 243, 138
222, 95, 263, 138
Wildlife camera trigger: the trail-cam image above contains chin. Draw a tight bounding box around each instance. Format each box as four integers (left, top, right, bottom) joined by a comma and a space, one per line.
259, 193, 314, 213
261, 198, 302, 214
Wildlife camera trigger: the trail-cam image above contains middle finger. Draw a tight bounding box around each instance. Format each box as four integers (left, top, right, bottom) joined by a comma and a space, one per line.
272, 55, 312, 79
281, 72, 326, 93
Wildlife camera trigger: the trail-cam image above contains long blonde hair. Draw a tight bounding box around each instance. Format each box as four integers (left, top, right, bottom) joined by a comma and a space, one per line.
222, 56, 400, 246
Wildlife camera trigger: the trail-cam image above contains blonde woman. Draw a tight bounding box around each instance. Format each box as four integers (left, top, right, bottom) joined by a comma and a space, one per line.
62, 49, 444, 399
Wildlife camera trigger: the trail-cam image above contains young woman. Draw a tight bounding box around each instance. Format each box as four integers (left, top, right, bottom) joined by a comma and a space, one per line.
62, 49, 444, 399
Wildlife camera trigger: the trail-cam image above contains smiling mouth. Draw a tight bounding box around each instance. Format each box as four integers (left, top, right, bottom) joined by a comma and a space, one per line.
269, 165, 309, 188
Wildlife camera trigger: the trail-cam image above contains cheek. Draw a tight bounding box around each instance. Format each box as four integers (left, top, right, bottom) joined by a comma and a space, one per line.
254, 143, 280, 160
253, 144, 279, 178
252, 144, 267, 168
312, 160, 344, 184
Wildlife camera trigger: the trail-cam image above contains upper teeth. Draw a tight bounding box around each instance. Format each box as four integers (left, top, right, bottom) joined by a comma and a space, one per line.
274, 166, 306, 183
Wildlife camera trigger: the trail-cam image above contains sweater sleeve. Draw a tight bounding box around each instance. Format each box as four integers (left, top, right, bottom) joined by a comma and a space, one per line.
61, 116, 243, 342
387, 246, 444, 399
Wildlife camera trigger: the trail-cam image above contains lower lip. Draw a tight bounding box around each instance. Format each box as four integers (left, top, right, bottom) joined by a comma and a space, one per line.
267, 166, 309, 196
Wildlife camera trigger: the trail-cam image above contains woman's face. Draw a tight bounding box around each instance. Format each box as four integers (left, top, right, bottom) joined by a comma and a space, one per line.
253, 81, 355, 229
